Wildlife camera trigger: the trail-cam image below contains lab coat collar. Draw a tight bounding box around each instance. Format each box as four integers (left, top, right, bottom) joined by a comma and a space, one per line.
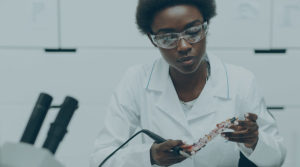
208, 53, 231, 99
145, 53, 231, 99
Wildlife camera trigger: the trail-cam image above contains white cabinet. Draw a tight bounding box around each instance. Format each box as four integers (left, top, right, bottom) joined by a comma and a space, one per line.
0, 0, 58, 48
272, 0, 300, 48
60, 0, 151, 48
207, 0, 272, 49
61, 0, 272, 49
0, 49, 159, 106
1, 0, 299, 49
211, 50, 300, 106
271, 108, 300, 167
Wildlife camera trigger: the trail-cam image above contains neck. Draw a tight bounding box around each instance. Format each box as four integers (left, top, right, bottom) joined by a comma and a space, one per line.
170, 61, 208, 92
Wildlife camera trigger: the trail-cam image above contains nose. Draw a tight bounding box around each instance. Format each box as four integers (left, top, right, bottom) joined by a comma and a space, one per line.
177, 38, 192, 54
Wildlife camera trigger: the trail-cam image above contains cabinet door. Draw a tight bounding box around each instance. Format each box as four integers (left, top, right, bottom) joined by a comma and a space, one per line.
0, 0, 58, 48
60, 0, 151, 48
207, 0, 272, 49
211, 50, 300, 106
272, 0, 300, 48
271, 108, 300, 167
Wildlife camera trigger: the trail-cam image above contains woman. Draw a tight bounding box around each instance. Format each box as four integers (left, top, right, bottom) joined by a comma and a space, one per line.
90, 0, 285, 166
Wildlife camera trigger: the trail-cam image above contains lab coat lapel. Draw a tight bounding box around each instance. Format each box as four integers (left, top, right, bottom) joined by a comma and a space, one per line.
187, 79, 216, 121
146, 59, 188, 129
155, 76, 188, 129
209, 53, 231, 100
188, 53, 231, 121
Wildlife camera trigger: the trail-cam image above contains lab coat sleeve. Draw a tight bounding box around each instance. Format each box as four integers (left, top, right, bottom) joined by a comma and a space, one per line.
237, 143, 253, 157
90, 67, 153, 167
238, 74, 286, 167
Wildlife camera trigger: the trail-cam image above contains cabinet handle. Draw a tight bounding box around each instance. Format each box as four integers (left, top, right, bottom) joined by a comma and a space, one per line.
44, 48, 77, 53
254, 49, 286, 54
267, 106, 285, 110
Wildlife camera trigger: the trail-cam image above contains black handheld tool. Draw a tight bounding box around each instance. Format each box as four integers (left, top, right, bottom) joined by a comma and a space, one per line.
141, 129, 184, 155
98, 129, 189, 167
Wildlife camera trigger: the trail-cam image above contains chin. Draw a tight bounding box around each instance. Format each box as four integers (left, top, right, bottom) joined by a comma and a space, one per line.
177, 65, 200, 75
180, 59, 204, 74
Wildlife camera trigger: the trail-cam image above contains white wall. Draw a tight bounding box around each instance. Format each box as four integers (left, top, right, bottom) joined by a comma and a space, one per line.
0, 0, 300, 167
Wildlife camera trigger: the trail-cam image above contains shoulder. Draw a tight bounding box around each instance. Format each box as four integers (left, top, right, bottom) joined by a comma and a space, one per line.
116, 58, 160, 91
209, 54, 256, 90
224, 62, 261, 100
225, 63, 256, 85
210, 54, 258, 97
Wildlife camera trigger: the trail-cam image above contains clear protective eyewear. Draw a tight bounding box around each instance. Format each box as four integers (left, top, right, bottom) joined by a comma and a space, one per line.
150, 22, 208, 49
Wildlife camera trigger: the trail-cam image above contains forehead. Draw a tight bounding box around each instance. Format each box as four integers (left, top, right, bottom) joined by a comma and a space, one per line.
151, 5, 204, 32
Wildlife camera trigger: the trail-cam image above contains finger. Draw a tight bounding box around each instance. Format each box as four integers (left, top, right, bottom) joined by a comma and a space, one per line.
237, 122, 259, 134
229, 125, 246, 131
165, 155, 186, 161
180, 144, 193, 150
222, 130, 258, 139
159, 140, 183, 151
229, 122, 258, 134
237, 120, 258, 128
245, 113, 258, 122
160, 152, 186, 159
226, 136, 258, 144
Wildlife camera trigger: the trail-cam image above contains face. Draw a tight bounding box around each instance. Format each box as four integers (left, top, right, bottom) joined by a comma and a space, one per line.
149, 5, 207, 75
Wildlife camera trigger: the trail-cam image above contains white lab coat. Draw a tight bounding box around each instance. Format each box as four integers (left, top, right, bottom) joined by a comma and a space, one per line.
90, 53, 286, 167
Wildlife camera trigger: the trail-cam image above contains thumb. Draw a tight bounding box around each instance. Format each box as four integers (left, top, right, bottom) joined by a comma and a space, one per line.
160, 140, 183, 151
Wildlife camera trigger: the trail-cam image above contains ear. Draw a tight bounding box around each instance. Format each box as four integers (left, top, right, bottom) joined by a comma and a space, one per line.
147, 33, 157, 47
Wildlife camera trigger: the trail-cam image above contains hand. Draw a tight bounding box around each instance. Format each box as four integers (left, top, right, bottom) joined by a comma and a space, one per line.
222, 113, 259, 150
150, 140, 187, 166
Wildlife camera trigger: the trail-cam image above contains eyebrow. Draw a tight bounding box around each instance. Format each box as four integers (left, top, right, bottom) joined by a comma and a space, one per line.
155, 19, 202, 34
184, 20, 202, 29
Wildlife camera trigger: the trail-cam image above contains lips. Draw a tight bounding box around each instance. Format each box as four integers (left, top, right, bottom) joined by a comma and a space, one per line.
177, 56, 194, 63
177, 56, 196, 66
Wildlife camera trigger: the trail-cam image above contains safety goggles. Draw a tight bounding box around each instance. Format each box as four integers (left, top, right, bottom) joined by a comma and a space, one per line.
150, 22, 208, 49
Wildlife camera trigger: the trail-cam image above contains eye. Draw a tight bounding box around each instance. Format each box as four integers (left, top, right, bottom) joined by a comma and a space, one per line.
185, 26, 202, 35
155, 33, 177, 41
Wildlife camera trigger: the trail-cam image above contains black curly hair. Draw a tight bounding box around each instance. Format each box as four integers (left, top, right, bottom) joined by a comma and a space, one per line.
136, 0, 217, 34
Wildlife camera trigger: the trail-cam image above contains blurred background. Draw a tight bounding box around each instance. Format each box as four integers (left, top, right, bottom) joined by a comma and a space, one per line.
0, 0, 299, 166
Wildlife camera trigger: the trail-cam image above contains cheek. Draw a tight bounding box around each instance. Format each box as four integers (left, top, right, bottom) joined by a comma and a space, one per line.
159, 49, 177, 63
193, 39, 206, 53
